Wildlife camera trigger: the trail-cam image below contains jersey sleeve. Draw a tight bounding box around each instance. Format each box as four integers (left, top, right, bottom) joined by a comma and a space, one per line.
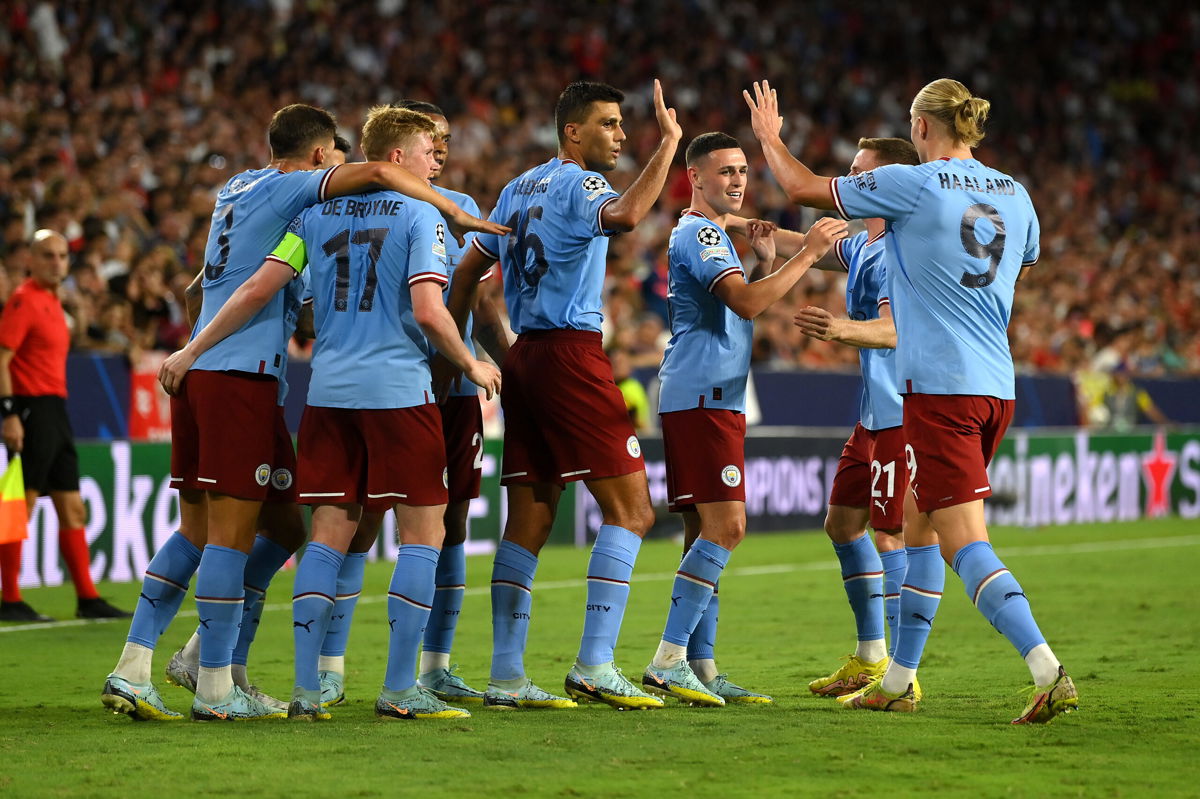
567, 170, 620, 238
682, 225, 744, 293
0, 294, 32, 351
459, 194, 482, 254
471, 200, 504, 261
408, 205, 451, 288
1021, 196, 1041, 266
266, 215, 309, 275
267, 166, 341, 219
830, 164, 926, 222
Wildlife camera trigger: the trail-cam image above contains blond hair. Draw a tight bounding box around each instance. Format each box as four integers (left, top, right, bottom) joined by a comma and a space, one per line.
910, 79, 990, 148
360, 106, 437, 162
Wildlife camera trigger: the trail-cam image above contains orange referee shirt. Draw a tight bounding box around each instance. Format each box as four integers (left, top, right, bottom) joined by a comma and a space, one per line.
0, 278, 69, 398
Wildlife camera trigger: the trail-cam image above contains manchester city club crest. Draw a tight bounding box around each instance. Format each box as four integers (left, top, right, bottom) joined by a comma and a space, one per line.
255, 463, 272, 486
721, 464, 742, 487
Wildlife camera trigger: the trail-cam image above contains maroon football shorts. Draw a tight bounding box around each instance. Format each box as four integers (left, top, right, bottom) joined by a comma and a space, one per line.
499, 330, 644, 486
169, 370, 281, 501
264, 407, 298, 503
902, 393, 1014, 514
440, 395, 484, 503
297, 403, 448, 510
828, 423, 907, 532
661, 407, 747, 513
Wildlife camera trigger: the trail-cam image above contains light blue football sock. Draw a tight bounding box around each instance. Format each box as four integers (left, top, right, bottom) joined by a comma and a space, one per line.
195, 545, 248, 669
687, 582, 719, 662
490, 539, 538, 681
833, 533, 885, 642
953, 540, 1046, 657
321, 551, 366, 659
662, 539, 730, 647
127, 531, 202, 649
231, 535, 291, 667
423, 543, 466, 656
292, 542, 344, 691
893, 544, 945, 669
577, 524, 642, 666
879, 548, 908, 657
383, 544, 439, 692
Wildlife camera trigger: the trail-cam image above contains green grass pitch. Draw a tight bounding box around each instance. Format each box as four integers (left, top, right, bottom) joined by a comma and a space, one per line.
1, 518, 1197, 798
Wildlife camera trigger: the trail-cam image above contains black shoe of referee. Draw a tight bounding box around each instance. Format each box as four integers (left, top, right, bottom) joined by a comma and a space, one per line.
77, 597, 133, 619
0, 600, 53, 622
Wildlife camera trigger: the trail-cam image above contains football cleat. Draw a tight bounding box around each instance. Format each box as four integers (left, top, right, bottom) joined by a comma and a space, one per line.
164, 648, 197, 693
1012, 666, 1078, 725
288, 688, 332, 721
703, 673, 774, 705
0, 600, 53, 622
375, 687, 471, 720
418, 665, 486, 704
808, 654, 888, 697
838, 679, 917, 712
319, 670, 345, 708
641, 661, 724, 707
564, 663, 664, 710
101, 674, 183, 721
245, 684, 289, 713
483, 679, 577, 710
190, 685, 287, 721
77, 597, 133, 619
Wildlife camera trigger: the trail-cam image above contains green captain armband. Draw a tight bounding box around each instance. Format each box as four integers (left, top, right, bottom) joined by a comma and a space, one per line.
270, 231, 308, 274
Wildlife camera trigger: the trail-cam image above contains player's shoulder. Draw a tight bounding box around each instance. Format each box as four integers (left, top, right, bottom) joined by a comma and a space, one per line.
432, 184, 479, 214
548, 159, 615, 197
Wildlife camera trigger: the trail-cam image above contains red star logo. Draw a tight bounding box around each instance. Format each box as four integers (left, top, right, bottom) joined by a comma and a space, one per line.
1141, 429, 1177, 518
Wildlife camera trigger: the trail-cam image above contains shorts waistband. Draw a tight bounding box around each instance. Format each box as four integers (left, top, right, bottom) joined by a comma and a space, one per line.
515, 329, 602, 345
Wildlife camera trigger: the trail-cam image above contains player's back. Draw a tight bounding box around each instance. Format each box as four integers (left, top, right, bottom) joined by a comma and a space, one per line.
476, 158, 618, 334
858, 158, 1040, 399
193, 166, 337, 377
658, 213, 752, 414
839, 231, 902, 431
295, 189, 448, 409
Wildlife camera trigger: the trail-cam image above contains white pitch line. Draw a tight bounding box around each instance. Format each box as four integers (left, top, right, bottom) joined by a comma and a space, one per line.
2, 534, 1196, 635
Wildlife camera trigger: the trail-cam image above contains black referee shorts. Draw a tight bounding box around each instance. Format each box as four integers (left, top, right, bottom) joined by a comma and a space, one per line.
8, 396, 80, 493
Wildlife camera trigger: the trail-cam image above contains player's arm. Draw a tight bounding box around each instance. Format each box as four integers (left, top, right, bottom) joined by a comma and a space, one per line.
727, 217, 838, 277
184, 270, 203, 327
0, 348, 23, 453
412, 281, 501, 400
158, 257, 297, 396
295, 301, 315, 340
471, 278, 510, 366
322, 162, 509, 245
743, 81, 837, 210
446, 244, 496, 335
795, 302, 897, 349
713, 217, 848, 320
600, 79, 683, 232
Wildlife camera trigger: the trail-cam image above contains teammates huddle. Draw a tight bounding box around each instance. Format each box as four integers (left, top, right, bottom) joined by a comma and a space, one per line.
99, 76, 1078, 725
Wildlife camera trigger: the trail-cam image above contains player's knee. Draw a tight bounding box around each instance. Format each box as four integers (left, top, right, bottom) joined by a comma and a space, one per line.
711, 516, 746, 549
824, 513, 862, 544
874, 529, 903, 551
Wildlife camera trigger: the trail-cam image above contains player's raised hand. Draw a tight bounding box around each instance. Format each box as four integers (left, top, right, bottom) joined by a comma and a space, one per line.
801, 217, 848, 258
158, 347, 197, 396
445, 206, 510, 248
465, 359, 502, 401
653, 79, 682, 144
794, 306, 837, 341
748, 221, 777, 266
743, 80, 783, 142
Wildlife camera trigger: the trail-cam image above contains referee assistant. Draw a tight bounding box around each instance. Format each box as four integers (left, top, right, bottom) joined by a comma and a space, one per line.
0, 229, 130, 622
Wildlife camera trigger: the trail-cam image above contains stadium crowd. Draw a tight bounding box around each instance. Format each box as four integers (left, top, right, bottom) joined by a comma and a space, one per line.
0, 0, 1196, 384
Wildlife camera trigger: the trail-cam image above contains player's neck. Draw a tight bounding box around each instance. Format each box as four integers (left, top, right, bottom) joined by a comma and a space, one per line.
924, 141, 974, 162
864, 218, 885, 239
557, 145, 586, 169
268, 158, 309, 174
687, 195, 728, 229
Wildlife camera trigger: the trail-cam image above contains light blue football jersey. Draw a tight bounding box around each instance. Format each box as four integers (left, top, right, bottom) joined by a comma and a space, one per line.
831, 158, 1040, 399
473, 157, 619, 333
192, 165, 340, 377
269, 190, 449, 409
432, 184, 485, 398
835, 231, 902, 431
658, 212, 753, 414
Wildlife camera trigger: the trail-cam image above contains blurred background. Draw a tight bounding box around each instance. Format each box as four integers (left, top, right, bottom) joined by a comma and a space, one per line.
1, 0, 1197, 435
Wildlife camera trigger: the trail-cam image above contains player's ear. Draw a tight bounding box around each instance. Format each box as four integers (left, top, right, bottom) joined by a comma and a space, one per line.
312, 145, 327, 168
687, 165, 701, 189
563, 121, 580, 144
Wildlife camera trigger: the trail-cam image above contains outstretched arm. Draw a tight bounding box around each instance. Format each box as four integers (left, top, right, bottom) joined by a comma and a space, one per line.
743, 80, 837, 210
158, 259, 295, 395
795, 302, 898, 350
600, 79, 683, 232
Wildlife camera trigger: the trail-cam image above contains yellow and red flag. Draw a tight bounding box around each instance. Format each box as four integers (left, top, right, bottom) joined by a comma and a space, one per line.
0, 455, 27, 544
